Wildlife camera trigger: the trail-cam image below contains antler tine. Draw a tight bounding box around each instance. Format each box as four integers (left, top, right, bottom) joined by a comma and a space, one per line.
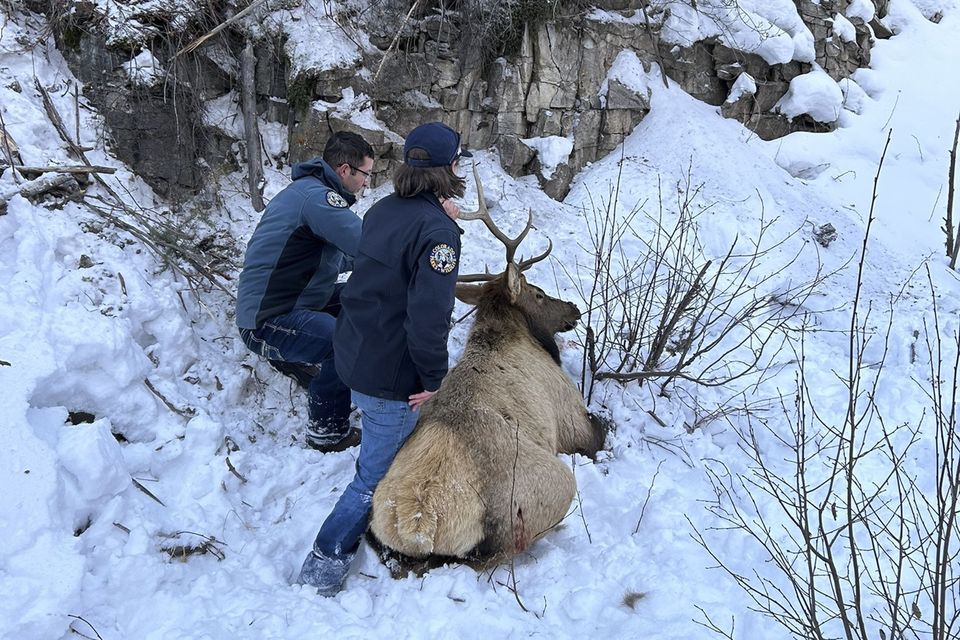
457, 163, 489, 221
456, 272, 499, 283
517, 237, 553, 272
459, 164, 533, 265
457, 264, 498, 283
505, 208, 534, 264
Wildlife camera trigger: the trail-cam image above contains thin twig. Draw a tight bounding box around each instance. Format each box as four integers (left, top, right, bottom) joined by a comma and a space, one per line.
640, 1, 670, 89
633, 460, 664, 534
67, 614, 104, 640
507, 418, 530, 613
144, 378, 193, 417
0, 109, 21, 184
946, 112, 960, 266
226, 456, 248, 484
132, 478, 166, 506
373, 0, 421, 83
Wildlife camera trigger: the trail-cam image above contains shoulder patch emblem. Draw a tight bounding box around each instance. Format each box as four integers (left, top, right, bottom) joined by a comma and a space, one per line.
429, 243, 458, 275
326, 191, 348, 208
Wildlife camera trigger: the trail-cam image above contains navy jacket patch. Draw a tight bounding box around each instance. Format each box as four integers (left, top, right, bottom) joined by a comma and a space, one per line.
326, 191, 349, 208
429, 243, 458, 274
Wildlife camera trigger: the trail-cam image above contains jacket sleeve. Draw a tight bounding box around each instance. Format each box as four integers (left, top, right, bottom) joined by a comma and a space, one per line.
404, 227, 461, 392
300, 184, 362, 258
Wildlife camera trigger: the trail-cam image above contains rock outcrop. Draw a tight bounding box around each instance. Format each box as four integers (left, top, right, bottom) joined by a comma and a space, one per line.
41, 0, 888, 200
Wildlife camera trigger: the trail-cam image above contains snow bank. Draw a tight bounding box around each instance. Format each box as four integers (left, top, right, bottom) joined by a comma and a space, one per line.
776, 66, 844, 123
521, 135, 573, 179
660, 0, 815, 64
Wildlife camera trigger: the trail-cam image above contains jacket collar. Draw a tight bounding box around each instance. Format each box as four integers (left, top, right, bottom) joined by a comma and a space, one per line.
419, 191, 464, 234
291, 157, 357, 206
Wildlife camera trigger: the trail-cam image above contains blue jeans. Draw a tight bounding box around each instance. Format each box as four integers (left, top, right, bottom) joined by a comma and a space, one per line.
311, 390, 420, 558
238, 288, 350, 438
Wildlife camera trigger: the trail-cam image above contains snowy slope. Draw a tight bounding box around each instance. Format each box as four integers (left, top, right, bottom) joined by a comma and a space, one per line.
2, 1, 960, 638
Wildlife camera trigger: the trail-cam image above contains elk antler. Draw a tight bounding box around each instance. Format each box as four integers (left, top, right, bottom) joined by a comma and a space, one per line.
459, 163, 533, 265
458, 164, 553, 281
517, 238, 553, 272
457, 267, 498, 283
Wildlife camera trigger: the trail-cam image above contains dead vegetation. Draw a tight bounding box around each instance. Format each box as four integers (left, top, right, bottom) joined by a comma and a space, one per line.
565, 159, 832, 407
2, 74, 240, 301
690, 133, 960, 640
158, 531, 226, 562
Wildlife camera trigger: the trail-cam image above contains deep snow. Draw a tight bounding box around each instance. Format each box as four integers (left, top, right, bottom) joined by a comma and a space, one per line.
2, 1, 960, 638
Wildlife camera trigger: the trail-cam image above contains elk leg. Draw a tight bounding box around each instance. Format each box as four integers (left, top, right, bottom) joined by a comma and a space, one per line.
557, 410, 608, 460
501, 445, 576, 554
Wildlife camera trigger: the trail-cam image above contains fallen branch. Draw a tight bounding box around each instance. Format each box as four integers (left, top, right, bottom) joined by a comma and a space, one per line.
132, 478, 166, 506
144, 378, 194, 417
7, 164, 116, 175
173, 0, 270, 58
12, 172, 80, 201
241, 40, 264, 212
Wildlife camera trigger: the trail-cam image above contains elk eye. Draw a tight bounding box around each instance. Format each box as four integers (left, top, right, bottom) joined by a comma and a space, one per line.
535, 292, 544, 300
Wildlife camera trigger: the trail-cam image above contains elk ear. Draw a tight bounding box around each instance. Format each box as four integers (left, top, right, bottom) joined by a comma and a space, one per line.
455, 283, 484, 305
505, 263, 522, 303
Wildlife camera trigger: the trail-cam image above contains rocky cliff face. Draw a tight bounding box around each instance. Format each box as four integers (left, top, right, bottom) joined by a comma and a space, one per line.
40, 0, 888, 201
36, 0, 238, 199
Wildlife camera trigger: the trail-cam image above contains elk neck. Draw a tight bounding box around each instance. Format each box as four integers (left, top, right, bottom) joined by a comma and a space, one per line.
470, 293, 562, 366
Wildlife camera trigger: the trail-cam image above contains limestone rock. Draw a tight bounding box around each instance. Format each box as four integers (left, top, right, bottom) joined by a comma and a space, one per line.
540, 162, 575, 201
289, 109, 395, 186
605, 79, 651, 111
43, 0, 879, 201
497, 135, 536, 177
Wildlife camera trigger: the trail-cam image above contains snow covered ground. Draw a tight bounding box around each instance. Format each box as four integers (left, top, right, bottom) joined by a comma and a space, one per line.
2, 1, 960, 638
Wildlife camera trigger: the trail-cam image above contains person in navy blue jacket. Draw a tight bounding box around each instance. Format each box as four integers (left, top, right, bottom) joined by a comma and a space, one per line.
236, 131, 374, 453
297, 122, 471, 596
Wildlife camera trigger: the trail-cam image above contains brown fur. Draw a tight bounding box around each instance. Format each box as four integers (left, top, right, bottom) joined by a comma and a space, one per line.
370, 265, 605, 563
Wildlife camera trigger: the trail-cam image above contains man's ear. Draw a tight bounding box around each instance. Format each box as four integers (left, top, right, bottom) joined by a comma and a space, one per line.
455, 283, 484, 305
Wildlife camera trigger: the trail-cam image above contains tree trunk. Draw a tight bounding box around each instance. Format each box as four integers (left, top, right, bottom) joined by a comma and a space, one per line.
242, 40, 265, 212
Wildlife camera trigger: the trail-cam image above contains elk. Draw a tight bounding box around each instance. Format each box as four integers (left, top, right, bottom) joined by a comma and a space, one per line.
369, 168, 606, 568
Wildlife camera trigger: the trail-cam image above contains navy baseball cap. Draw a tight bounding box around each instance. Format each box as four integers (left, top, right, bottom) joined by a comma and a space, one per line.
403, 122, 473, 167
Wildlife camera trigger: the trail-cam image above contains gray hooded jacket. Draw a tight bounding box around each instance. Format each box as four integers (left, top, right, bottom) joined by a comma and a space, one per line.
236, 158, 360, 330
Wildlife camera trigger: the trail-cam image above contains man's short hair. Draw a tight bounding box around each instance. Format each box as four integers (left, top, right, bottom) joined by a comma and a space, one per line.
323, 131, 374, 169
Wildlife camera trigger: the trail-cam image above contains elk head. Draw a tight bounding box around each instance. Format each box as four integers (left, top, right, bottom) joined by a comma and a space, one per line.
456, 165, 581, 337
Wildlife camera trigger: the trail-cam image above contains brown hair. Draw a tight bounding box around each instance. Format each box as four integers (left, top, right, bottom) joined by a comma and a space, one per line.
393, 149, 466, 200
323, 131, 374, 169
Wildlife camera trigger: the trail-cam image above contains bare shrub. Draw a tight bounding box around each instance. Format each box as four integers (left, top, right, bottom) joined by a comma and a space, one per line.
691, 133, 960, 640
944, 113, 959, 266
563, 162, 828, 406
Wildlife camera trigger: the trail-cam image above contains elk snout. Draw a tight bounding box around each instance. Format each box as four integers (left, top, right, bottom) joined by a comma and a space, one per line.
561, 302, 581, 332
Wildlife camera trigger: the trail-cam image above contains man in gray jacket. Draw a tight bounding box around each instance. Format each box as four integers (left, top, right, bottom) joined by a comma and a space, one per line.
236, 131, 374, 452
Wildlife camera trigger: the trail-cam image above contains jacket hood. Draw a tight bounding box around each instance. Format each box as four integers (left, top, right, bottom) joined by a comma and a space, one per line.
291, 158, 356, 205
